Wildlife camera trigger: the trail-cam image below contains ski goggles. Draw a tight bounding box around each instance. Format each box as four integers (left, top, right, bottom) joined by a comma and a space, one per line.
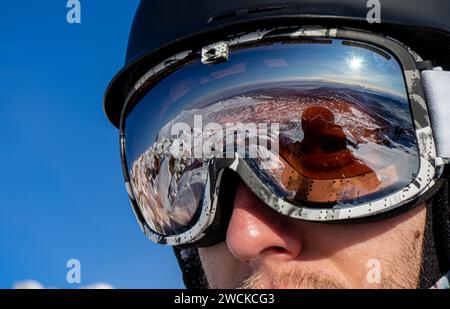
118, 27, 449, 247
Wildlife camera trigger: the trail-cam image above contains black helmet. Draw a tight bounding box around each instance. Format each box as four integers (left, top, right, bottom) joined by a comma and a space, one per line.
104, 0, 450, 288
104, 0, 450, 128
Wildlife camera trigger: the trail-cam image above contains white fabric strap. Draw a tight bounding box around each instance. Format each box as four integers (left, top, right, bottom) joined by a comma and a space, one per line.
421, 68, 450, 161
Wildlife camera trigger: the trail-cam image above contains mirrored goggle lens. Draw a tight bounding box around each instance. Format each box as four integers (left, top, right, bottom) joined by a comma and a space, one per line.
124, 39, 419, 236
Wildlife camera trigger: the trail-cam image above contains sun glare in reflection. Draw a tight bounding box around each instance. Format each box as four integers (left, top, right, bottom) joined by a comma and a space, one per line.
347, 56, 364, 71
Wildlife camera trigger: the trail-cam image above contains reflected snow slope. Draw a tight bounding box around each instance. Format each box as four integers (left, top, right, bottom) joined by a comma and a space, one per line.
130, 82, 418, 235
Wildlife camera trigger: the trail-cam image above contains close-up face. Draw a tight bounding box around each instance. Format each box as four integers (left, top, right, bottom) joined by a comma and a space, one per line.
199, 182, 427, 289
115, 21, 449, 292
3, 2, 450, 304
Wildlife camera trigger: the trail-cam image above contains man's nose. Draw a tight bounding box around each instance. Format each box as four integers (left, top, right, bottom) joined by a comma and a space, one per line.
226, 181, 303, 263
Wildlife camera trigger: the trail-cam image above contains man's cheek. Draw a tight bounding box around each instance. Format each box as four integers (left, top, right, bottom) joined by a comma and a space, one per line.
198, 243, 250, 288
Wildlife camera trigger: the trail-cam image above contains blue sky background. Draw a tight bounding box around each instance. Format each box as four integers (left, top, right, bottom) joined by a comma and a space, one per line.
0, 1, 184, 288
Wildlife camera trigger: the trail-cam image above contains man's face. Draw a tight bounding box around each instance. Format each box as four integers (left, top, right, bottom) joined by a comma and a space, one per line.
198, 180, 427, 289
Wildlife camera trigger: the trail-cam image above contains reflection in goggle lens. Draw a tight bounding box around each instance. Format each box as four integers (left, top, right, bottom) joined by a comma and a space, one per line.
125, 40, 418, 236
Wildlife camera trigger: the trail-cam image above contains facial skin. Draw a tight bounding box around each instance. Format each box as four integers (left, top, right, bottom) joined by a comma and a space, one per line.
198, 180, 427, 289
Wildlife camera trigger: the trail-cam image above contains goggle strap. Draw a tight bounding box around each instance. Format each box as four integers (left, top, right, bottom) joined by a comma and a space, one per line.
422, 68, 450, 161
